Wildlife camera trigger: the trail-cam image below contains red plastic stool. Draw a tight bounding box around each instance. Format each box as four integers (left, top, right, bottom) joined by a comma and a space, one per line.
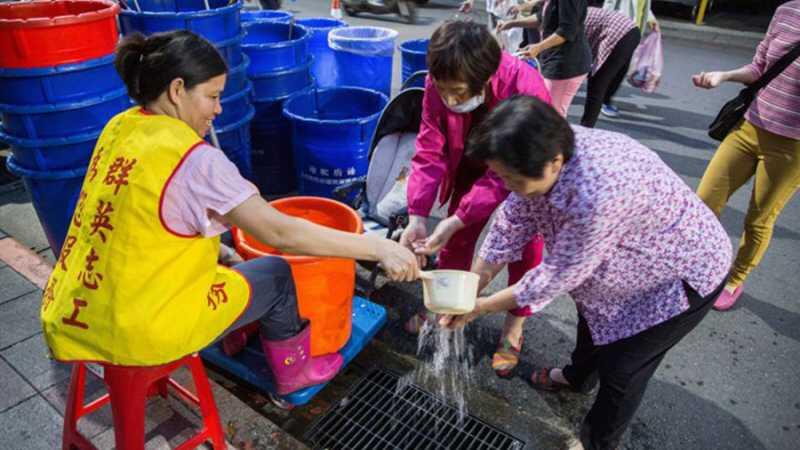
61, 353, 226, 450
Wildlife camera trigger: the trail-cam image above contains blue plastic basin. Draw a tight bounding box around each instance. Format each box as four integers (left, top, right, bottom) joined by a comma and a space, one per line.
0, 55, 123, 106
242, 21, 309, 73
119, 1, 242, 44
282, 87, 387, 198
0, 88, 132, 139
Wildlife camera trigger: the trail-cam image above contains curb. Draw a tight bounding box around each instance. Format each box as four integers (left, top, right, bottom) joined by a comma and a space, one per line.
659, 19, 762, 51
0, 236, 51, 288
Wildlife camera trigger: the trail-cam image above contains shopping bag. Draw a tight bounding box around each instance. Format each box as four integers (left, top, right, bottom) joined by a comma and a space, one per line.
628, 30, 663, 93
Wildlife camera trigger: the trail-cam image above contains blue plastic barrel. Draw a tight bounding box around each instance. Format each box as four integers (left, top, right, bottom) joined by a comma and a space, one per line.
0, 129, 100, 171
214, 81, 252, 129
250, 86, 313, 195
399, 39, 428, 88
6, 156, 86, 256
0, 55, 123, 106
282, 87, 387, 198
135, 0, 233, 12
215, 33, 244, 67
222, 54, 249, 97
296, 17, 347, 89
0, 88, 131, 139
118, 0, 241, 44
249, 58, 313, 100
242, 22, 309, 73
240, 9, 292, 23
215, 105, 255, 180
328, 27, 397, 97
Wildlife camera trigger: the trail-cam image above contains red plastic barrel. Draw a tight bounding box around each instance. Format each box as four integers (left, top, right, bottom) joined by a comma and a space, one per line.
233, 196, 363, 357
0, 0, 119, 68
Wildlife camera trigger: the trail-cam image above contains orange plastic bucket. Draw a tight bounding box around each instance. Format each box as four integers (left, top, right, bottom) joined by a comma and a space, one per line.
233, 196, 362, 356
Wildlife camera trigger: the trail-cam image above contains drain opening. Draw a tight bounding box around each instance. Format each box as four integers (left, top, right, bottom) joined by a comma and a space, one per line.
304, 368, 525, 450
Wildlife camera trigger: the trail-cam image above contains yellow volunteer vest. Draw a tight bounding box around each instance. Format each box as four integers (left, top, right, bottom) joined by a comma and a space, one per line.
41, 107, 250, 366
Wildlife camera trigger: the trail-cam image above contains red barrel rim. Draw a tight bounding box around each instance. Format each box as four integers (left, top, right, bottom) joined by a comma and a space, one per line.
0, 0, 119, 29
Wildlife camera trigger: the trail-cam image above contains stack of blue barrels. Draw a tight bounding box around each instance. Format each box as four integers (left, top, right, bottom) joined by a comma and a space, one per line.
1, 0, 129, 256
119, 0, 255, 180
242, 18, 315, 195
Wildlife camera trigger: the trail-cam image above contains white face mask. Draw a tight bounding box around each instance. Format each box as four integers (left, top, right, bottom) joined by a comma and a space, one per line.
443, 93, 484, 114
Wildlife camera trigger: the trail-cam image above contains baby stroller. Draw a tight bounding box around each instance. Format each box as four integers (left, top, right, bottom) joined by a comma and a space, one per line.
333, 70, 429, 293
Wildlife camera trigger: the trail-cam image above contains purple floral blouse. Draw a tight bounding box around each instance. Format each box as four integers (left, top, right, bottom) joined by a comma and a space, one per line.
479, 127, 732, 345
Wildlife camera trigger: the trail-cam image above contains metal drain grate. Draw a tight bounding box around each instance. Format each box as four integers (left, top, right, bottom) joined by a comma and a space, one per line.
304, 369, 525, 450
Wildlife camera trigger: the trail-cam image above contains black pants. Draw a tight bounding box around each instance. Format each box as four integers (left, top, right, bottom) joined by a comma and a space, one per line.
217, 256, 304, 342
562, 280, 725, 450
580, 28, 640, 127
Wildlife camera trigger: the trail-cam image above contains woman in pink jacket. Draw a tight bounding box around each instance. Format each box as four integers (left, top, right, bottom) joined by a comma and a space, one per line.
400, 20, 551, 377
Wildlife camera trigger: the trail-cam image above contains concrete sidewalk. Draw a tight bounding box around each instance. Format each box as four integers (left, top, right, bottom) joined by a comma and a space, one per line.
0, 235, 307, 450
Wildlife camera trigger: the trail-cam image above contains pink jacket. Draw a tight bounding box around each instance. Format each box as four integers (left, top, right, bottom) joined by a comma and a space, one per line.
407, 52, 552, 225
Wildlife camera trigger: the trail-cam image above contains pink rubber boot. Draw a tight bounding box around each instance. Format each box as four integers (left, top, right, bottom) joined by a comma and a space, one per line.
260, 323, 344, 396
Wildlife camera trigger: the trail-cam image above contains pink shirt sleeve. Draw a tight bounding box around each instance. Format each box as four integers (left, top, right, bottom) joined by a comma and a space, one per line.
161, 143, 259, 237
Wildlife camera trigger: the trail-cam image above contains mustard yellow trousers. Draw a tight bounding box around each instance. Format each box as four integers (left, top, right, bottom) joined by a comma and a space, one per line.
697, 120, 800, 287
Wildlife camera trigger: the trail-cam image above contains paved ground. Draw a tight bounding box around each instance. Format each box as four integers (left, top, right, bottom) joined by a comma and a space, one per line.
1, 1, 797, 449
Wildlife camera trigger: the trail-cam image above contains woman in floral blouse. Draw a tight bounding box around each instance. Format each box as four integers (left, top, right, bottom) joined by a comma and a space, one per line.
441, 96, 731, 450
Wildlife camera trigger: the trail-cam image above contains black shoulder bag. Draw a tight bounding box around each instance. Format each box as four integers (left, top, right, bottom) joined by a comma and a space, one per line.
708, 42, 800, 141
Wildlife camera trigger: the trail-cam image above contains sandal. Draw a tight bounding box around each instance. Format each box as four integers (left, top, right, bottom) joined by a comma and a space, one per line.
529, 367, 573, 392
492, 335, 523, 378
403, 311, 431, 335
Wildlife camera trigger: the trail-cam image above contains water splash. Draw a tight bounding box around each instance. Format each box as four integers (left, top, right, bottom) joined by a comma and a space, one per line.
395, 315, 475, 424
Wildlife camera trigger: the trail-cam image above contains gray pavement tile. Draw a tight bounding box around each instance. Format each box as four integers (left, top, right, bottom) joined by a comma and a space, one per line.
0, 266, 36, 305
0, 188, 50, 252
0, 357, 36, 413
1, 333, 70, 391
0, 395, 63, 450
0, 290, 43, 349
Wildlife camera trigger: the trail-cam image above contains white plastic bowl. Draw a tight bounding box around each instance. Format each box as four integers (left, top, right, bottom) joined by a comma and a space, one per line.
421, 270, 480, 315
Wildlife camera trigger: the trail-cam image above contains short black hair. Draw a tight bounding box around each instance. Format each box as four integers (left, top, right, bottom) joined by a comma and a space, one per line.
466, 96, 574, 178
115, 30, 227, 105
427, 20, 501, 96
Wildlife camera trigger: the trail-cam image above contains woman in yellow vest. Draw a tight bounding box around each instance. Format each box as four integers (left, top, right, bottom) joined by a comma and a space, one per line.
40, 31, 420, 396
